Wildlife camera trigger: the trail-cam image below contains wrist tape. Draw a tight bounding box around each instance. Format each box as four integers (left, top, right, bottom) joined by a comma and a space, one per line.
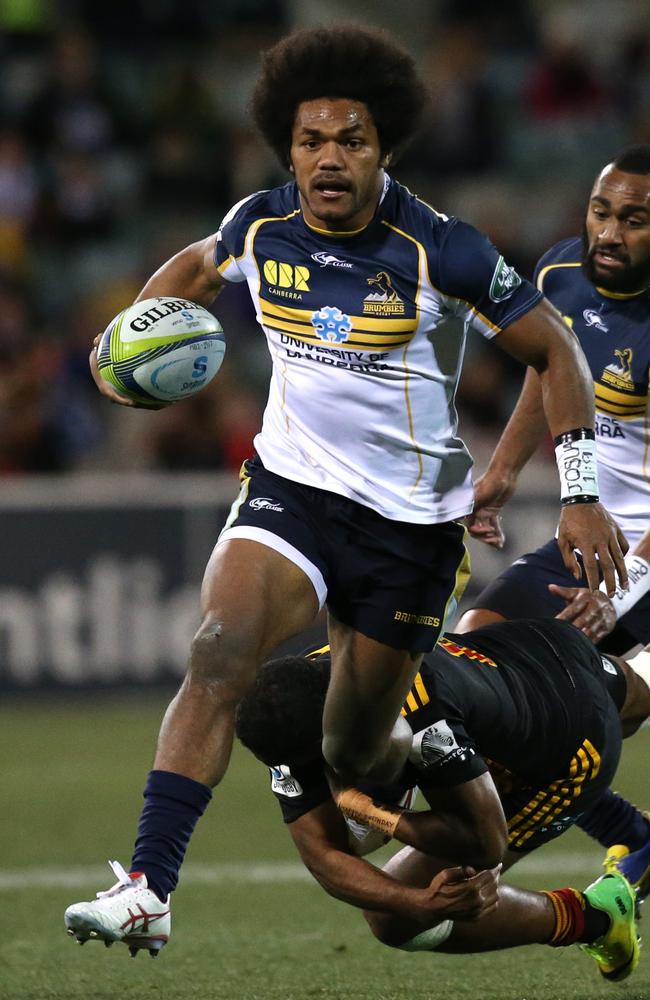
554, 429, 599, 505
601, 555, 650, 618
336, 789, 402, 837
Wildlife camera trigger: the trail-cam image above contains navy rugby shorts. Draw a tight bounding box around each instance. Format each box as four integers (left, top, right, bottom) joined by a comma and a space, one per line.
218, 456, 468, 652
469, 538, 650, 653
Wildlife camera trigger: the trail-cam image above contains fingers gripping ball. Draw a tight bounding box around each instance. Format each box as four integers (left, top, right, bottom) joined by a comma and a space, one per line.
97, 297, 225, 407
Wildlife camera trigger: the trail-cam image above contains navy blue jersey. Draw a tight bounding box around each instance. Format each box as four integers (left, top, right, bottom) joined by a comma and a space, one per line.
535, 238, 650, 545
214, 176, 541, 523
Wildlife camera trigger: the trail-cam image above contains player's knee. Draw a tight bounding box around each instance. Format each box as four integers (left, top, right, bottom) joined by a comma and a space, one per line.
188, 614, 259, 700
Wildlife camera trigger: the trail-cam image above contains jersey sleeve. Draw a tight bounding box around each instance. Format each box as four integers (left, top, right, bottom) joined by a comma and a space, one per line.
213, 192, 267, 283
436, 219, 542, 338
408, 716, 489, 787
267, 761, 332, 824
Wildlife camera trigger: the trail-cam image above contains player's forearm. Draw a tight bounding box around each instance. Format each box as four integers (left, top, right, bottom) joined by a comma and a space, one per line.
482, 367, 547, 483
306, 847, 435, 920
136, 237, 224, 308
395, 810, 505, 870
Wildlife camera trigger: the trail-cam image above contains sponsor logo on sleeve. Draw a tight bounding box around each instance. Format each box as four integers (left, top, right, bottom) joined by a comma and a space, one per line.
270, 765, 303, 797
489, 256, 522, 302
408, 719, 473, 769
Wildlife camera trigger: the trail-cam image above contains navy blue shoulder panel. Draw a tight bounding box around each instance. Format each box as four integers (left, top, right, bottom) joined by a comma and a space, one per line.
215, 182, 299, 265
534, 237, 582, 285
383, 182, 542, 328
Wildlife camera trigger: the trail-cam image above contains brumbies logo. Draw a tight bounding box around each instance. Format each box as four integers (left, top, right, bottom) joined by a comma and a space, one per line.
489, 256, 522, 302
363, 272, 405, 315
603, 347, 634, 389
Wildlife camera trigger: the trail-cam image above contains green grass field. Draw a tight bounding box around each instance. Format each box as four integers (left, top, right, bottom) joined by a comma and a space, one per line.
2, 693, 649, 1000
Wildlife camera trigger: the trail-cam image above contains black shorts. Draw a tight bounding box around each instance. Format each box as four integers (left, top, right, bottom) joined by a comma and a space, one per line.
219, 456, 468, 652
470, 538, 650, 654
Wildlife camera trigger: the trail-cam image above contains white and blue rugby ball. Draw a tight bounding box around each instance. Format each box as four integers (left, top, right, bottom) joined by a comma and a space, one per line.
97, 297, 225, 406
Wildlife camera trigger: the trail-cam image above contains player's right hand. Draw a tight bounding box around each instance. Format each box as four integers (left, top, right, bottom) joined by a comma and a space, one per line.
420, 864, 500, 923
89, 334, 136, 406
89, 335, 166, 409
550, 583, 617, 643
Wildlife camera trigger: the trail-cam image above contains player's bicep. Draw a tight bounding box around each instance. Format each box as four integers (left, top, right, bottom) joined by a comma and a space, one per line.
493, 297, 582, 372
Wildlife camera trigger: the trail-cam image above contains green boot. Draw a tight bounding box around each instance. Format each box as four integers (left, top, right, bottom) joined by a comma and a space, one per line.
580, 872, 640, 982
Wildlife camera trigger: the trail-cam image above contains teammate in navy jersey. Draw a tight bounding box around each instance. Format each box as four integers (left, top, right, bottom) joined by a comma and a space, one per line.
233, 620, 650, 981
459, 145, 650, 898
69, 26, 625, 953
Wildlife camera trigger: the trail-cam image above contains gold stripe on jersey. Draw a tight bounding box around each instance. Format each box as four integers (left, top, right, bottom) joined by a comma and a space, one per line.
401, 671, 432, 716
536, 261, 581, 292
507, 739, 601, 849
218, 209, 303, 276
262, 317, 413, 351
595, 381, 648, 418
306, 644, 331, 659
261, 298, 418, 333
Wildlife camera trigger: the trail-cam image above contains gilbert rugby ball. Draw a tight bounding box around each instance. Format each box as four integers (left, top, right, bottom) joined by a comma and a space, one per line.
97, 297, 225, 406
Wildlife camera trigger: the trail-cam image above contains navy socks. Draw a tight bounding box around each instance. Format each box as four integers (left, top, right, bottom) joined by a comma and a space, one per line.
131, 770, 213, 901
577, 789, 650, 850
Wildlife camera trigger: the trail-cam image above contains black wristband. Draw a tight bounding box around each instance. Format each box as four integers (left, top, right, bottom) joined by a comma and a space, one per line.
560, 494, 600, 506
553, 427, 595, 446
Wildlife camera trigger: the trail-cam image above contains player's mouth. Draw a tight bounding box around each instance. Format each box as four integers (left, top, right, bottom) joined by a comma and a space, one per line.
591, 247, 629, 270
312, 177, 352, 200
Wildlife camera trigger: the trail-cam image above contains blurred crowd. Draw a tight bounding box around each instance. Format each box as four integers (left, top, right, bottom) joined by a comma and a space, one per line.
0, 0, 648, 475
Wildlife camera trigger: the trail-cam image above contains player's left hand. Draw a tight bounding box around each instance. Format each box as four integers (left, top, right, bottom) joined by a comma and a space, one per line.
557, 502, 629, 596
466, 506, 505, 549
550, 583, 617, 643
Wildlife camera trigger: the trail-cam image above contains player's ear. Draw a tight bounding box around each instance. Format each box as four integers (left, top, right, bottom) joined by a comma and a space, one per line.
381, 152, 393, 168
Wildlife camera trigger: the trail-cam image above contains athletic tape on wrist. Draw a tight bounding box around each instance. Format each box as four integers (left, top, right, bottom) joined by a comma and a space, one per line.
554, 429, 599, 505
336, 788, 402, 836
600, 555, 650, 619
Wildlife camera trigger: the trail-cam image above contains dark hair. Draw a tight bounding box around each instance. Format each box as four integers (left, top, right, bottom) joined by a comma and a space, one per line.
235, 655, 330, 764
251, 24, 429, 168
612, 144, 650, 175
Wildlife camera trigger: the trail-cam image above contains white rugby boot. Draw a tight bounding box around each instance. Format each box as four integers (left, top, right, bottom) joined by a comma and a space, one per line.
64, 860, 170, 957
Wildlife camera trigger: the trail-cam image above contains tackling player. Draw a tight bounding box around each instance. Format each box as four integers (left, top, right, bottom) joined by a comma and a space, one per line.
459, 145, 650, 883
71, 25, 626, 948
232, 619, 647, 981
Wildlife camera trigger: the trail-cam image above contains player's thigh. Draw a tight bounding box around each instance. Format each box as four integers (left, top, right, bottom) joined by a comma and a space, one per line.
326, 617, 422, 733
199, 536, 320, 659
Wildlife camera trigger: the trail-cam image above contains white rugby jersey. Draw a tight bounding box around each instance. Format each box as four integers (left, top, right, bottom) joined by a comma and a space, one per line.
536, 238, 650, 547
215, 175, 542, 523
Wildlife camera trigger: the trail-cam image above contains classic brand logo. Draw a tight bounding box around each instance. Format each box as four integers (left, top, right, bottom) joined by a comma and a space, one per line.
583, 309, 608, 332
249, 497, 284, 512
489, 256, 522, 302
311, 252, 353, 269
263, 260, 310, 291
363, 271, 405, 315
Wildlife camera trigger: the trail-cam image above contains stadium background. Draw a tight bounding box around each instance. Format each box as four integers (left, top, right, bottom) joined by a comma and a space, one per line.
1, 2, 649, 997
